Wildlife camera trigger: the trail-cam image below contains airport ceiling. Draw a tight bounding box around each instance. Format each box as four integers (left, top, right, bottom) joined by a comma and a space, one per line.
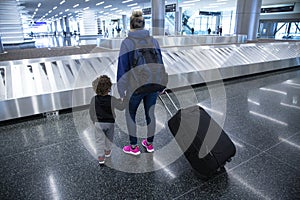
17, 0, 298, 22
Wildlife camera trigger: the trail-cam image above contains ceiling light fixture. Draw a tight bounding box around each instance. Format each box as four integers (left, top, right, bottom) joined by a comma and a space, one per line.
122, 0, 133, 3
60, 0, 65, 5
73, 4, 79, 8
96, 1, 105, 6
181, 3, 195, 7
128, 3, 138, 7
104, 5, 112, 8
183, 0, 200, 3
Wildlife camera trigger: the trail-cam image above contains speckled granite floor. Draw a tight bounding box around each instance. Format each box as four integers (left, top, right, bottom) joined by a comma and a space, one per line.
0, 68, 300, 199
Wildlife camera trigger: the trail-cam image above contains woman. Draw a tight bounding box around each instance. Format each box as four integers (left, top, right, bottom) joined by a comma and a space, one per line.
117, 10, 164, 155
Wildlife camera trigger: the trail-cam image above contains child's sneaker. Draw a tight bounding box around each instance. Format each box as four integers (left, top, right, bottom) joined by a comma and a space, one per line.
123, 145, 141, 155
141, 139, 154, 153
98, 156, 105, 165
105, 150, 111, 158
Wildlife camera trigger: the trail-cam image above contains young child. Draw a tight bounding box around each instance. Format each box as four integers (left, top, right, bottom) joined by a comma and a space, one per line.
89, 75, 123, 165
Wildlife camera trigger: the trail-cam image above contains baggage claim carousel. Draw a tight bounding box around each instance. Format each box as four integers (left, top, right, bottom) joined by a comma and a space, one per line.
0, 36, 299, 122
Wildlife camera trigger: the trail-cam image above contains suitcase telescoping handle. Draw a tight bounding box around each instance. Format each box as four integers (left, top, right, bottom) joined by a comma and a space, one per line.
159, 90, 179, 117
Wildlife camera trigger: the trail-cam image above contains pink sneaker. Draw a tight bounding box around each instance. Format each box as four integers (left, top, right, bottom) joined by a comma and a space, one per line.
123, 145, 141, 155
142, 139, 154, 153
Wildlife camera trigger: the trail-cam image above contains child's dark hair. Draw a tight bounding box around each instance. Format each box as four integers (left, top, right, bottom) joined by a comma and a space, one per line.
92, 75, 112, 96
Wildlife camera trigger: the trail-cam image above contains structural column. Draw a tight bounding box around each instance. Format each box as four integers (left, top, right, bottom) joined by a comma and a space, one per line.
77, 22, 80, 34
48, 23, 53, 35
122, 15, 127, 31
60, 18, 65, 35
152, 0, 165, 36
235, 0, 262, 41
64, 17, 70, 36
216, 15, 221, 34
122, 15, 127, 37
102, 20, 106, 33
175, 0, 182, 35
97, 18, 102, 34
0, 35, 4, 53
53, 21, 58, 36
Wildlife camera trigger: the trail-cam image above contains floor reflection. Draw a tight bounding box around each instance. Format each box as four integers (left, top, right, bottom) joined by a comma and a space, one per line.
33, 36, 99, 48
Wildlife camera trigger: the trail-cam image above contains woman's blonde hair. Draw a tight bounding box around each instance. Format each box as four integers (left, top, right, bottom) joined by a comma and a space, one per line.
130, 10, 145, 30
92, 75, 112, 96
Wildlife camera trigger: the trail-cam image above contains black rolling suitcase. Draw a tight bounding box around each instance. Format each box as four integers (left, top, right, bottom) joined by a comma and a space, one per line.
160, 92, 236, 179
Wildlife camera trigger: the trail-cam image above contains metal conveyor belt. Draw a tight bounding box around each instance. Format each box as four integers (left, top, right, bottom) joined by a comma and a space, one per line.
0, 41, 299, 121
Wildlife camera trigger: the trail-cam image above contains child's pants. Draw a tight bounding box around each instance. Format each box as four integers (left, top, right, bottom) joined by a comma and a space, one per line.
94, 122, 114, 157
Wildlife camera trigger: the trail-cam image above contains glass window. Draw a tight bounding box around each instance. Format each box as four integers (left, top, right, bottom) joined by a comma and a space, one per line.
290, 22, 300, 35
275, 22, 288, 39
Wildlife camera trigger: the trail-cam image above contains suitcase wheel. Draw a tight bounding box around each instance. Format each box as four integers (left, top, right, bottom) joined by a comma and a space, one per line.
216, 166, 225, 172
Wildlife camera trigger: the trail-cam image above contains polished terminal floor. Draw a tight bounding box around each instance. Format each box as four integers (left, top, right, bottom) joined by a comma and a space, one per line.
0, 36, 102, 62
0, 64, 299, 199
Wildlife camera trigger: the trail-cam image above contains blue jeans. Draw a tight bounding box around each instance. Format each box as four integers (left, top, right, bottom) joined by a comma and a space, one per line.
125, 92, 159, 145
